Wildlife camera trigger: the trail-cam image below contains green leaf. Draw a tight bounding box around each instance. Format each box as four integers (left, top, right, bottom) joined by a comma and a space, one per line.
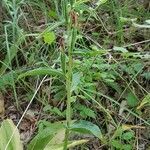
0, 34, 25, 75
28, 122, 64, 150
52, 107, 64, 117
44, 139, 88, 150
122, 144, 132, 150
75, 104, 96, 119
28, 122, 88, 150
48, 10, 58, 19
126, 92, 138, 107
61, 53, 66, 74
113, 46, 128, 53
0, 72, 15, 90
122, 131, 134, 140
43, 32, 56, 44
137, 93, 150, 109
18, 67, 64, 79
71, 72, 82, 92
70, 120, 102, 139
111, 140, 122, 149
141, 72, 150, 80
0, 119, 23, 150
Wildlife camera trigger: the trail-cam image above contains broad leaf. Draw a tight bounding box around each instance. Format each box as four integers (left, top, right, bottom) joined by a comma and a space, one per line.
0, 119, 23, 150
43, 32, 56, 44
28, 122, 88, 150
28, 122, 64, 150
126, 92, 138, 107
70, 120, 102, 139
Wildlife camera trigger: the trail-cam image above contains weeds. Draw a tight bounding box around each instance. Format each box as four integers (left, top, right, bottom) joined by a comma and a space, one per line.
0, 0, 150, 149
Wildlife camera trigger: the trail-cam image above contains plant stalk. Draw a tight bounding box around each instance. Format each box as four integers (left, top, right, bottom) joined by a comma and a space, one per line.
63, 1, 78, 149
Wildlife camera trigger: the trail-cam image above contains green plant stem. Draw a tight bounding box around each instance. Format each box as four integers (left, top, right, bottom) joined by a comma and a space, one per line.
62, 0, 78, 149
63, 32, 73, 150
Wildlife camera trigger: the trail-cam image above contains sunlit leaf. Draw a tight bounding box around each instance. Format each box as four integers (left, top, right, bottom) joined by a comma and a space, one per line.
137, 93, 150, 109
43, 32, 56, 44
28, 122, 64, 150
0, 119, 23, 150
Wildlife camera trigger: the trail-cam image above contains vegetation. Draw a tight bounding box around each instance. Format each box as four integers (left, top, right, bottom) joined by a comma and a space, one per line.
0, 0, 150, 149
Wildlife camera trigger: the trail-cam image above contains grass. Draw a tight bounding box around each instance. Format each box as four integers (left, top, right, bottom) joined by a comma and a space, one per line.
0, 0, 150, 149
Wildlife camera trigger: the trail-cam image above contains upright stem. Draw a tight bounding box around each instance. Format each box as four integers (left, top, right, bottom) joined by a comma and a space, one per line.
63, 52, 72, 150
62, 1, 77, 149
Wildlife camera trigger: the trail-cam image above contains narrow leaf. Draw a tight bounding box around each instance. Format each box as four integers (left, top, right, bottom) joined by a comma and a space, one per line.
44, 139, 88, 150
137, 93, 150, 109
18, 67, 64, 79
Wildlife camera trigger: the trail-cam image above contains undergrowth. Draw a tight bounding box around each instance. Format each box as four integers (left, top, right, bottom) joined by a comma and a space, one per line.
0, 0, 150, 150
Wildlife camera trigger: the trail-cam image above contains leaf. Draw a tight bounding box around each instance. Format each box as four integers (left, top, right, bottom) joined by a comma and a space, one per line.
122, 124, 145, 131
120, 17, 131, 23
137, 93, 150, 110
122, 131, 134, 140
126, 92, 138, 107
61, 53, 66, 74
0, 119, 23, 150
97, 0, 108, 5
18, 67, 64, 79
141, 72, 150, 80
113, 46, 128, 53
45, 128, 65, 146
71, 72, 82, 92
75, 104, 96, 119
43, 106, 64, 117
43, 32, 56, 44
44, 139, 88, 150
122, 144, 132, 150
70, 120, 103, 139
28, 122, 88, 150
28, 122, 64, 150
52, 107, 64, 117
0, 35, 25, 75
48, 10, 58, 19
133, 22, 150, 29
145, 20, 150, 25
0, 92, 5, 117
111, 140, 122, 149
